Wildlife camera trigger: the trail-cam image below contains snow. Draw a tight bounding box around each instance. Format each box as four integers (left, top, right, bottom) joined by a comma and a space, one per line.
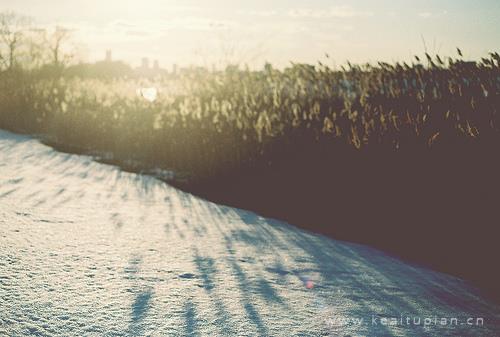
0, 129, 499, 337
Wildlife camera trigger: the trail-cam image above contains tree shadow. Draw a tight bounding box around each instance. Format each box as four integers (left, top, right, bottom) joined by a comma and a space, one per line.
255, 277, 286, 305
226, 247, 269, 336
127, 288, 153, 336
193, 251, 216, 292
184, 299, 200, 337
131, 289, 153, 323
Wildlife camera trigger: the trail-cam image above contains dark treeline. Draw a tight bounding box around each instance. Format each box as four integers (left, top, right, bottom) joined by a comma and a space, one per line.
1, 11, 500, 300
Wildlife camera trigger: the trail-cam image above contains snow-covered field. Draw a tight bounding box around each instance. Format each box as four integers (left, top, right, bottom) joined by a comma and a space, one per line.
0, 129, 499, 337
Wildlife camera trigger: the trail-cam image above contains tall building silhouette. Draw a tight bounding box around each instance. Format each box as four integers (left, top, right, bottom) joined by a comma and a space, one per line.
105, 50, 112, 62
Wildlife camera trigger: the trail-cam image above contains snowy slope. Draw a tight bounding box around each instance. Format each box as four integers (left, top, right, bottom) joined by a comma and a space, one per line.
0, 129, 499, 337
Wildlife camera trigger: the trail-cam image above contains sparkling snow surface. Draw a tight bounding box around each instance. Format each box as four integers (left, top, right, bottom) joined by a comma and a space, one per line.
1, 130, 499, 337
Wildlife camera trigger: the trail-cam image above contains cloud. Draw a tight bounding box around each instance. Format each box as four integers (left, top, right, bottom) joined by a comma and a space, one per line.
418, 12, 433, 19
167, 17, 234, 31
288, 6, 373, 19
111, 21, 135, 28
418, 10, 448, 19
341, 25, 354, 32
125, 30, 152, 36
240, 10, 278, 17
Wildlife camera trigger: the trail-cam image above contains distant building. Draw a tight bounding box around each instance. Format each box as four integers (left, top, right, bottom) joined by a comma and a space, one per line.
172, 64, 178, 75
105, 50, 112, 62
134, 57, 167, 78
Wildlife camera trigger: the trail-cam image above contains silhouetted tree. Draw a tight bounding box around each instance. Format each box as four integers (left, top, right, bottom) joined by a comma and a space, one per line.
45, 26, 73, 67
0, 11, 30, 70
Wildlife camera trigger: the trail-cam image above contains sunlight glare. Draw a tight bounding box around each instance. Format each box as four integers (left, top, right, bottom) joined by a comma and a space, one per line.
137, 87, 158, 102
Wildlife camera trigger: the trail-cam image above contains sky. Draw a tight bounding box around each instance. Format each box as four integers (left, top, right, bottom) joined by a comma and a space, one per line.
0, 0, 498, 69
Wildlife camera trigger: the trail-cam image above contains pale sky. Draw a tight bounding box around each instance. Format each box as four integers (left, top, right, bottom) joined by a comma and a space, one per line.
0, 0, 498, 69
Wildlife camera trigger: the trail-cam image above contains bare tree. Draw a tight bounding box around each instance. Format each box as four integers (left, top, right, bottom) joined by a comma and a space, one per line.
0, 11, 31, 70
25, 28, 47, 69
46, 26, 73, 67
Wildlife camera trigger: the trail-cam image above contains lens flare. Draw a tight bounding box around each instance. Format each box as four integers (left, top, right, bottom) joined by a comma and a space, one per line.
137, 87, 158, 102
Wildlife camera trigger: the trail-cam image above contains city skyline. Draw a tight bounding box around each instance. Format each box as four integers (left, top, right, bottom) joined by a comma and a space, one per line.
0, 0, 498, 68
